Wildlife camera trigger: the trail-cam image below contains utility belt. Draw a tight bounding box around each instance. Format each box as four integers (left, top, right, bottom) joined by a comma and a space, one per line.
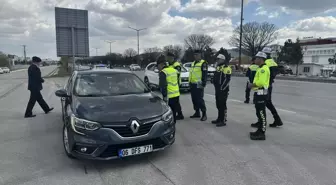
254, 88, 268, 95
190, 81, 203, 88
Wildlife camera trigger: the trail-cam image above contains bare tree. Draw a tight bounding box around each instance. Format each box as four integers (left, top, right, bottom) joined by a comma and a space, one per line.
184, 34, 215, 51
229, 22, 278, 56
163, 45, 183, 59
123, 48, 137, 58
143, 47, 162, 64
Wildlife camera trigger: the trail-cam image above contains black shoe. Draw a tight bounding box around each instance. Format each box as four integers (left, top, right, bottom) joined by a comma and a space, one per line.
269, 117, 283, 127
244, 100, 249, 104
211, 119, 220, 124
24, 114, 36, 118
251, 122, 259, 128
216, 121, 226, 127
190, 112, 201, 118
45, 107, 54, 114
176, 114, 184, 120
250, 130, 265, 140
200, 112, 207, 121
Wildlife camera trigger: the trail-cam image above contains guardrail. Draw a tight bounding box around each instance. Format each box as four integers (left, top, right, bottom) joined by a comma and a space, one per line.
231, 72, 336, 84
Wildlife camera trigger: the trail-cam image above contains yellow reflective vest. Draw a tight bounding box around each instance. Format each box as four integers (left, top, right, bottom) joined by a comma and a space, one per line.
162, 67, 180, 98
189, 60, 206, 83
265, 59, 278, 67
252, 64, 270, 91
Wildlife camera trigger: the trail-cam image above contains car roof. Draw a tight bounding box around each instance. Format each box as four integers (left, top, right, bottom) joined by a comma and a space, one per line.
77, 68, 132, 75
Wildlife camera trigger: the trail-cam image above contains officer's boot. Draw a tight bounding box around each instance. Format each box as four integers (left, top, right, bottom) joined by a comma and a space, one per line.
269, 116, 283, 127
251, 122, 259, 128
250, 129, 265, 140
176, 112, 184, 120
211, 110, 220, 124
216, 110, 227, 127
190, 111, 200, 118
244, 100, 249, 104
200, 111, 207, 121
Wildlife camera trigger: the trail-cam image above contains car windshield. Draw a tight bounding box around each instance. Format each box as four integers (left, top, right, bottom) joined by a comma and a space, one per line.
74, 73, 150, 97
180, 66, 187, 72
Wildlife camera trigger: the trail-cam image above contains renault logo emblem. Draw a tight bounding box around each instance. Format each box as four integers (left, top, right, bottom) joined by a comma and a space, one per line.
130, 120, 140, 134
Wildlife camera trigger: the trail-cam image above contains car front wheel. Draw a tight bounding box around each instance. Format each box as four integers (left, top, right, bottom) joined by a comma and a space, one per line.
63, 124, 76, 159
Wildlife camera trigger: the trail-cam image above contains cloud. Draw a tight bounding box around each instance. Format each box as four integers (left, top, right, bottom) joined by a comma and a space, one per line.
0, 0, 335, 59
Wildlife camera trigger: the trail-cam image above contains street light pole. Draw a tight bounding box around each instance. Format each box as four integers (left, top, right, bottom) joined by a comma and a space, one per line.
128, 26, 147, 66
105, 40, 115, 54
93, 47, 99, 56
21, 45, 27, 64
238, 0, 244, 68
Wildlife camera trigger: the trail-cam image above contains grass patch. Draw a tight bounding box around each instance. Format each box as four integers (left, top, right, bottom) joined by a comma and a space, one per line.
44, 67, 71, 78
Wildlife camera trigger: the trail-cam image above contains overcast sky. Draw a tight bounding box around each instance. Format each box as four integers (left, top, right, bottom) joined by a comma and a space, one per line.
1, 0, 336, 59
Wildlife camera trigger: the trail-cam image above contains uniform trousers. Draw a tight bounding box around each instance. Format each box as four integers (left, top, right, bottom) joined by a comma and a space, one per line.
254, 93, 267, 132
215, 89, 228, 121
190, 84, 206, 112
24, 90, 50, 116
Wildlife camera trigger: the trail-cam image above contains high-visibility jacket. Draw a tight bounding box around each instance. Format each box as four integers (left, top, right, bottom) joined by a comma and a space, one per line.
171, 61, 181, 73
189, 60, 206, 83
252, 64, 270, 93
265, 58, 278, 85
246, 64, 259, 83
162, 67, 180, 98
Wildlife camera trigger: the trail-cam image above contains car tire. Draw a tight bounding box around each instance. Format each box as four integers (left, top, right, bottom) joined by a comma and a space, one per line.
63, 124, 76, 159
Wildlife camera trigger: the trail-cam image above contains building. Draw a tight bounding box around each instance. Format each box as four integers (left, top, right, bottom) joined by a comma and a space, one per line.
269, 44, 282, 61
289, 63, 323, 76
297, 37, 336, 76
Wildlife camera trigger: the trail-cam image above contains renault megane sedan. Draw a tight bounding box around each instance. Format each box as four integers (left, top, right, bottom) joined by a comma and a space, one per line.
55, 69, 175, 160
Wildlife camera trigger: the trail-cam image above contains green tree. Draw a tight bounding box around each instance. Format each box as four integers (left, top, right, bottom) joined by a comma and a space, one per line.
184, 34, 215, 51
162, 45, 183, 60
278, 38, 303, 76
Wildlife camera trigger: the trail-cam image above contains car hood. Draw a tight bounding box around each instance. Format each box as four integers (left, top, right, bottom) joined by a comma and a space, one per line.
73, 93, 166, 124
208, 66, 216, 72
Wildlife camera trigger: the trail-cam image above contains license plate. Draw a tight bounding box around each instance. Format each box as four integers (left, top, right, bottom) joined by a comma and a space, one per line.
181, 83, 189, 87
118, 145, 153, 157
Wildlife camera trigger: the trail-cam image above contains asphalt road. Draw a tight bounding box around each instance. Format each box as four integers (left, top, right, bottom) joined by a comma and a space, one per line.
1, 69, 336, 185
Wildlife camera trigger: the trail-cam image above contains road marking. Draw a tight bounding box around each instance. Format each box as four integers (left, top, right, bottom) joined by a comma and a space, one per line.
277, 108, 296, 114
11, 69, 27, 72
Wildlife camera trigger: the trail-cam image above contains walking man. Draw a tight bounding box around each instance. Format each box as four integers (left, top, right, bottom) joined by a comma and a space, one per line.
24, 56, 53, 118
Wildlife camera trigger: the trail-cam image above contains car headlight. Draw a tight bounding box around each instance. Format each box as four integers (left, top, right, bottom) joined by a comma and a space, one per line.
161, 108, 173, 124
70, 114, 101, 135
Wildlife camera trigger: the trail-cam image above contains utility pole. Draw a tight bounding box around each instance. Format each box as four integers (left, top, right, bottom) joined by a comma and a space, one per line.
128, 26, 147, 66
93, 47, 99, 56
105, 40, 115, 55
238, 0, 244, 68
21, 45, 27, 64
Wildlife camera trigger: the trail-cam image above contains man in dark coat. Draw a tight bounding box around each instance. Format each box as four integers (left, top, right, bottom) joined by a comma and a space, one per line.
24, 56, 53, 118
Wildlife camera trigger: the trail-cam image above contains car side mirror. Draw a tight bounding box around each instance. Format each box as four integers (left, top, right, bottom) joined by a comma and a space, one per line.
55, 89, 69, 97
154, 69, 159, 73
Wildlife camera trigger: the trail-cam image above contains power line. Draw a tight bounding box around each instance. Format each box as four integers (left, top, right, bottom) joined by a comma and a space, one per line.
128, 26, 147, 65
105, 40, 115, 54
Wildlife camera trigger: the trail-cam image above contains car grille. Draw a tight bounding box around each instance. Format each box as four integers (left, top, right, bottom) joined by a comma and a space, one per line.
104, 117, 161, 137
99, 138, 167, 158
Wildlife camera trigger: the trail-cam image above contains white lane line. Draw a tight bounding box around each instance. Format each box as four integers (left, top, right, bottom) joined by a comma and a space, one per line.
205, 93, 296, 114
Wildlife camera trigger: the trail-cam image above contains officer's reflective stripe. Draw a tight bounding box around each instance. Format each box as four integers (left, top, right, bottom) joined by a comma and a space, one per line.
256, 89, 268, 95
167, 82, 178, 86
167, 90, 180, 96
165, 72, 178, 77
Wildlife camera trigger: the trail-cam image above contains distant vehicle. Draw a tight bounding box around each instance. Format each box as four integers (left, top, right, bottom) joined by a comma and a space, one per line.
0, 68, 3, 74
278, 65, 293, 75
144, 62, 190, 92
183, 62, 215, 81
91, 64, 108, 70
2, 67, 10, 73
129, 64, 141, 71
54, 69, 175, 160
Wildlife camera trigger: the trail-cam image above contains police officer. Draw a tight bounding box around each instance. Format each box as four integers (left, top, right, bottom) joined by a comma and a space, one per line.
244, 57, 259, 104
166, 52, 184, 120
211, 54, 232, 127
262, 47, 283, 127
189, 49, 208, 121
157, 55, 181, 123
248, 52, 270, 140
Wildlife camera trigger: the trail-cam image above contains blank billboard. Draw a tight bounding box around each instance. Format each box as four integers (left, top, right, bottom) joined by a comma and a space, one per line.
55, 7, 90, 57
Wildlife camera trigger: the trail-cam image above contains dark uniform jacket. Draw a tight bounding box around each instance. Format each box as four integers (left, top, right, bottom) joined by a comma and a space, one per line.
28, 64, 44, 91
213, 64, 231, 92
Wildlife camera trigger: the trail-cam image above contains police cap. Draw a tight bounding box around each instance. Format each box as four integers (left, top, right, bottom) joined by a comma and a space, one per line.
32, 56, 42, 63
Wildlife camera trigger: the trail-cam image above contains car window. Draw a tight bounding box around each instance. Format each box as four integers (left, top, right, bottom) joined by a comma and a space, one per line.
74, 73, 150, 97
180, 66, 187, 72
146, 64, 155, 70
184, 63, 191, 67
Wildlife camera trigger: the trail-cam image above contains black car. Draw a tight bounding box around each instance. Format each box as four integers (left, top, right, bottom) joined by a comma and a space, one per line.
55, 69, 175, 160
